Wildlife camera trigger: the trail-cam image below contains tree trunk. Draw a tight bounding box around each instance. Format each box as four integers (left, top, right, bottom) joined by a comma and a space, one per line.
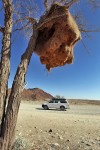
0, 29, 38, 150
0, 0, 12, 133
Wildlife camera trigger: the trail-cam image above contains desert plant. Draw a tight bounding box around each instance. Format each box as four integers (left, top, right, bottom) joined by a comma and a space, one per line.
55, 95, 65, 99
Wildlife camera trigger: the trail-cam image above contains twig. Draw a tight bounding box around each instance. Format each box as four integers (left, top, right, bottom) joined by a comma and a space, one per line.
81, 39, 90, 54
80, 28, 100, 33
65, 0, 78, 8
0, 6, 3, 12
13, 17, 36, 24
13, 22, 30, 32
0, 26, 4, 33
44, 0, 49, 11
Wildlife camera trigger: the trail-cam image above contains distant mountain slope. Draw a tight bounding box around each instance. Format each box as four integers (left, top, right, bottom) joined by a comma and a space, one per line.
22, 88, 53, 101
8, 88, 53, 101
68, 99, 100, 105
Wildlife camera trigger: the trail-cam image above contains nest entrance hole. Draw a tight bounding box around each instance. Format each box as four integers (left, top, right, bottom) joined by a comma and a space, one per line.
37, 24, 55, 46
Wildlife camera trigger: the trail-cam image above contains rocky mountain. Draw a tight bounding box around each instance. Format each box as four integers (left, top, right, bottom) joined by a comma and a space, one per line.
21, 88, 53, 101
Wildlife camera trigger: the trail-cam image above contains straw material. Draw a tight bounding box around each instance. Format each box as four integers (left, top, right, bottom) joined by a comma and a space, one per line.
34, 3, 81, 70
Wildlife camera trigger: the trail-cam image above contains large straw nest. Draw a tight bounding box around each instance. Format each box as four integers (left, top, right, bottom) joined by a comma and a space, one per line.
34, 3, 81, 70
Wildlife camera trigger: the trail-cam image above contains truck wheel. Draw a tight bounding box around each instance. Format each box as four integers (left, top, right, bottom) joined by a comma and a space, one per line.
43, 105, 49, 110
60, 106, 65, 111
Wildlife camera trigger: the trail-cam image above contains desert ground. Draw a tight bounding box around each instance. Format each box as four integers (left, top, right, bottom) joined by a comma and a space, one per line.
15, 101, 100, 150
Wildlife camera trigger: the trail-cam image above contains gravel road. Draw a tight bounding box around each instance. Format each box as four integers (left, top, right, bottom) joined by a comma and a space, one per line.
15, 102, 100, 150
19, 102, 100, 115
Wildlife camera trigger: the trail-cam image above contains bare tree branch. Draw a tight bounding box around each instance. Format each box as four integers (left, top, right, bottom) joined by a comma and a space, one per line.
13, 0, 38, 39
0, 26, 4, 33
13, 16, 36, 25
0, 6, 3, 12
81, 39, 90, 54
13, 22, 30, 32
68, 0, 78, 7
44, 0, 49, 11
64, 0, 78, 8
88, 0, 100, 8
80, 28, 100, 33
53, 0, 57, 3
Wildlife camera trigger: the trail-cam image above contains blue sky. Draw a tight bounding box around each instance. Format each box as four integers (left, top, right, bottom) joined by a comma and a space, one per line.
0, 1, 100, 100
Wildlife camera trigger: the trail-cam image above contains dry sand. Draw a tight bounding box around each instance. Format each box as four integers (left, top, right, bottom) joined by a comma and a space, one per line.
15, 102, 100, 150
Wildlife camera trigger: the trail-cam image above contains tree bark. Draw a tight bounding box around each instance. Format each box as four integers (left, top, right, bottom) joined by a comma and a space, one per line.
0, 0, 12, 133
0, 28, 38, 150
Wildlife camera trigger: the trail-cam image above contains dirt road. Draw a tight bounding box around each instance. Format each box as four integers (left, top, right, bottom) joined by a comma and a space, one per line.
15, 102, 100, 150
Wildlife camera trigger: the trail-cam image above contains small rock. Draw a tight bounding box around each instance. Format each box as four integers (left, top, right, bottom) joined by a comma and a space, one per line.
19, 132, 22, 136
81, 140, 85, 143
67, 146, 69, 150
51, 135, 55, 138
86, 143, 92, 146
49, 129, 52, 133
66, 139, 70, 142
39, 129, 42, 132
58, 136, 63, 140
54, 143, 59, 146
79, 145, 81, 148
92, 141, 95, 144
95, 138, 100, 141
43, 131, 46, 134
50, 143, 60, 148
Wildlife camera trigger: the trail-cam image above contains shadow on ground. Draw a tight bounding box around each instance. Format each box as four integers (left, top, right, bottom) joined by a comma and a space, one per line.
36, 108, 66, 111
